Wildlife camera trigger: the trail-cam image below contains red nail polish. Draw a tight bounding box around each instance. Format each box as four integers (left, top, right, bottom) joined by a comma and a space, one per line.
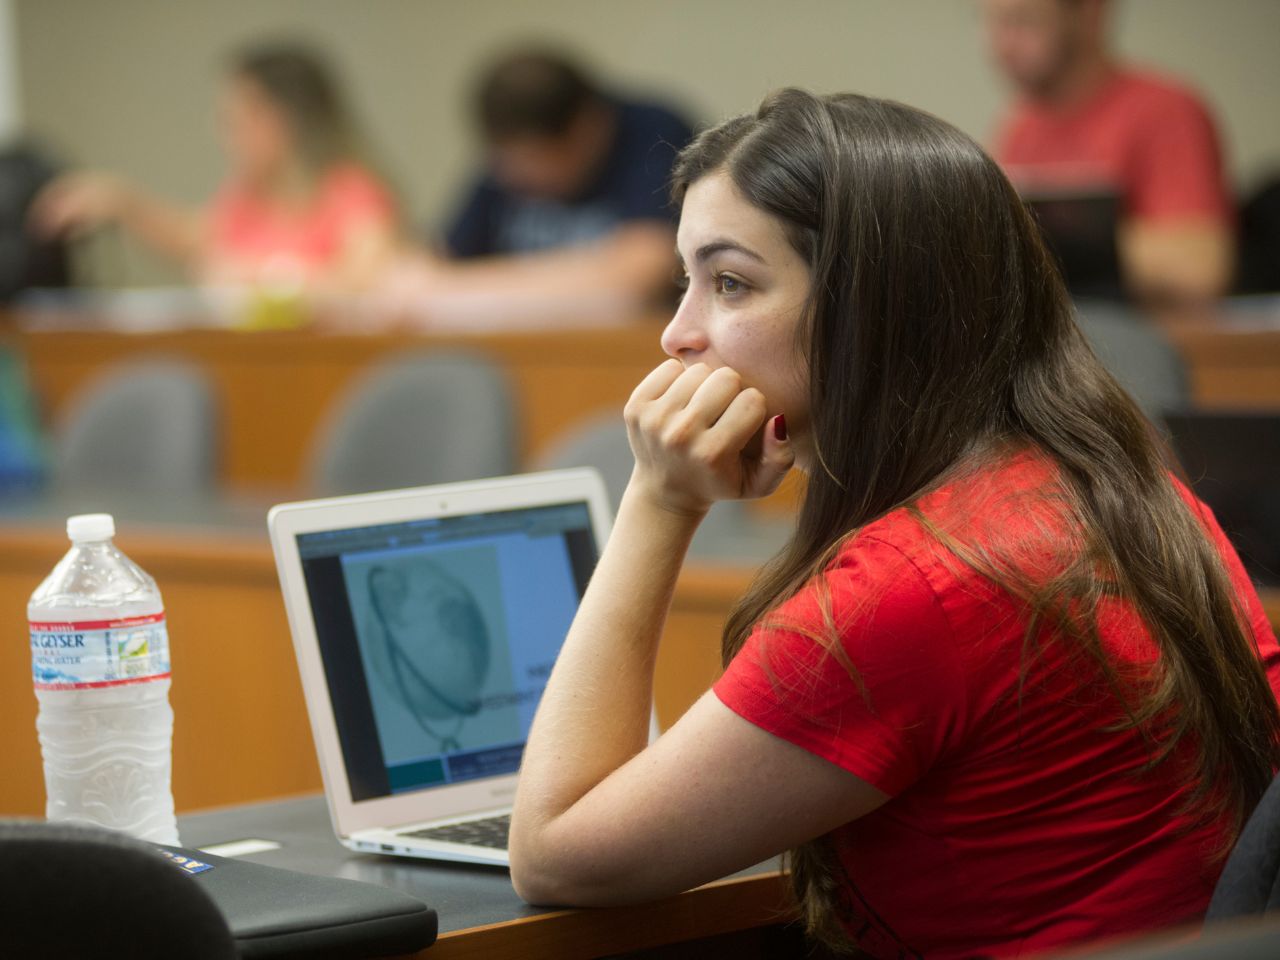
773, 414, 787, 442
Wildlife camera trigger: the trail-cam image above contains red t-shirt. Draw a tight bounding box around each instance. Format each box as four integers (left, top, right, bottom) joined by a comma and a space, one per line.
206, 163, 394, 284
714, 452, 1279, 959
994, 68, 1231, 224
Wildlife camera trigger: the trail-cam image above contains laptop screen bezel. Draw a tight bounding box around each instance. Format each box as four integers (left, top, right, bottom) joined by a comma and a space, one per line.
268, 469, 616, 838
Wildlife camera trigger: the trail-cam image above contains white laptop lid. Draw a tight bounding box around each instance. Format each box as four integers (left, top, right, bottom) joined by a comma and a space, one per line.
268, 469, 613, 839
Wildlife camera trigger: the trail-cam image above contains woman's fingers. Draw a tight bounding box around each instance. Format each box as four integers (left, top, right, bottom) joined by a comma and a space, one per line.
628, 358, 684, 405
652, 363, 716, 416
626, 359, 791, 507
628, 362, 724, 443
704, 385, 768, 451
701, 391, 793, 498
682, 367, 747, 428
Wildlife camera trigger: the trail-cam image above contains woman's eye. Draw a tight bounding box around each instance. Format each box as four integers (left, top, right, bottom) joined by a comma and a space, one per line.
713, 273, 745, 295
674, 271, 690, 291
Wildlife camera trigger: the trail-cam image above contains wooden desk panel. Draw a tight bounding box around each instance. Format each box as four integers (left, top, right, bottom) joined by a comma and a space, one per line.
3, 524, 1277, 819
0, 528, 744, 817
7, 326, 668, 493
0, 530, 317, 817
1162, 320, 1280, 408
425, 872, 792, 960
8, 316, 1278, 507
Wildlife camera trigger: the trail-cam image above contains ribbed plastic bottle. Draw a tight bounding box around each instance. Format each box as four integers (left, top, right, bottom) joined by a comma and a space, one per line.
27, 513, 179, 843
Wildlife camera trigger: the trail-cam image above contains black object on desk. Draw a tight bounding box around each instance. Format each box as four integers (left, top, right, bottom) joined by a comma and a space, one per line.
0, 816, 436, 960
178, 794, 537, 937
176, 794, 788, 957
0, 818, 236, 959
158, 842, 437, 958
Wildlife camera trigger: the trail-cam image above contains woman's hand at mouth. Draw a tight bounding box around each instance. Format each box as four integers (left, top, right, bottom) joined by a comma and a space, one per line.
624, 359, 793, 518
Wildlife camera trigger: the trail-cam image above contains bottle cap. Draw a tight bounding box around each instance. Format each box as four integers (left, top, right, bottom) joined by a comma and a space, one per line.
67, 513, 116, 543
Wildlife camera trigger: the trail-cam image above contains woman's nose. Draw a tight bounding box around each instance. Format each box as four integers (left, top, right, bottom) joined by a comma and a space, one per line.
660, 295, 710, 361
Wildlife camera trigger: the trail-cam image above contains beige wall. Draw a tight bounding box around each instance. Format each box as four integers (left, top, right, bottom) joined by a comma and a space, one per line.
16, 0, 1280, 285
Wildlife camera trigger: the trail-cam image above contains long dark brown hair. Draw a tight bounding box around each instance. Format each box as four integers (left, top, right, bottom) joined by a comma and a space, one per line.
671, 89, 1280, 950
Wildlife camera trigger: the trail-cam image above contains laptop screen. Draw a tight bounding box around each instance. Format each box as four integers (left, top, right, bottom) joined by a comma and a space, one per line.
1022, 189, 1124, 301
296, 501, 598, 802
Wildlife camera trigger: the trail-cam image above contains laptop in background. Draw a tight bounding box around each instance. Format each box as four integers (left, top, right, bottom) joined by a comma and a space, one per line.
1023, 187, 1125, 301
268, 469, 625, 865
1166, 411, 1280, 587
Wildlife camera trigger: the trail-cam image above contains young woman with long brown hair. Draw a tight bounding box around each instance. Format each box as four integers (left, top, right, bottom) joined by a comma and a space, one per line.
506, 89, 1280, 958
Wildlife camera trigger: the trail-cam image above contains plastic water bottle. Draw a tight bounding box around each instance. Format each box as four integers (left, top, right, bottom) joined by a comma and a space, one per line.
27, 513, 178, 844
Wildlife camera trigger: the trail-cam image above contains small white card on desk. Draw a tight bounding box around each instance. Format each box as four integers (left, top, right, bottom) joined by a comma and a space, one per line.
198, 838, 283, 858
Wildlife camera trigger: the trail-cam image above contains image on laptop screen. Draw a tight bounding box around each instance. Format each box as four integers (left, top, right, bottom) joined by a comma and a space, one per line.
295, 501, 598, 802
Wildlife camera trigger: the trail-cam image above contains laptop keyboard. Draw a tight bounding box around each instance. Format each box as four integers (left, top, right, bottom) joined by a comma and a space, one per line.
400, 813, 511, 850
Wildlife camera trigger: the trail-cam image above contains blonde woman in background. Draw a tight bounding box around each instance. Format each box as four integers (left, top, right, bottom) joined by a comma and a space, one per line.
33, 42, 400, 296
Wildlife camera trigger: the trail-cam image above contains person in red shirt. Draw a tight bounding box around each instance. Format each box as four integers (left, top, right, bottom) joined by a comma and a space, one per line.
984, 0, 1234, 306
506, 89, 1280, 959
33, 43, 399, 295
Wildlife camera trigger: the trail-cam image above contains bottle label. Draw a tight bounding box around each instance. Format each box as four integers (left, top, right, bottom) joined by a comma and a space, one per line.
29, 613, 170, 690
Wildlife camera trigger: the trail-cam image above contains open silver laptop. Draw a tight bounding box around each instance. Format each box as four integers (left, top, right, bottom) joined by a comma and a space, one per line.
268, 469, 631, 865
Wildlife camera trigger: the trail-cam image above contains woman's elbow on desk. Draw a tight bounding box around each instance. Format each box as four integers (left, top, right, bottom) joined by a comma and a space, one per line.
508, 851, 594, 908
507, 827, 569, 906
508, 787, 723, 907
508, 823, 670, 908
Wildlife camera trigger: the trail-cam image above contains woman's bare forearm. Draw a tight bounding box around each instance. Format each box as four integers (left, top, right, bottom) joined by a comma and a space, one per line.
510, 361, 791, 895
510, 484, 701, 840
116, 188, 206, 266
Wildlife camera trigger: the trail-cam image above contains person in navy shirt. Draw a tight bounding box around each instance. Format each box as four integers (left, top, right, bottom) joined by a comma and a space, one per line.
430, 50, 694, 313
447, 52, 692, 259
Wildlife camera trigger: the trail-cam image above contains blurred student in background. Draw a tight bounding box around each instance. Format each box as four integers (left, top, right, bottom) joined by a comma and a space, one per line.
392, 49, 692, 317
33, 43, 400, 295
984, 0, 1234, 307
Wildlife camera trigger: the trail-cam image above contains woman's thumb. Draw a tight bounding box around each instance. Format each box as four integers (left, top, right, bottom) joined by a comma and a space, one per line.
748, 414, 794, 497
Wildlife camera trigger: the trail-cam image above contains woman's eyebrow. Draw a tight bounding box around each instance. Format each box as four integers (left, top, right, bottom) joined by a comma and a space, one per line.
675, 239, 768, 269
694, 239, 767, 265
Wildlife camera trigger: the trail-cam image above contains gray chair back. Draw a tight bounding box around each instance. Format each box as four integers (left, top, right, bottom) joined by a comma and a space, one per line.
1207, 771, 1280, 921
52, 358, 217, 494
535, 410, 635, 509
310, 351, 516, 496
1074, 300, 1190, 425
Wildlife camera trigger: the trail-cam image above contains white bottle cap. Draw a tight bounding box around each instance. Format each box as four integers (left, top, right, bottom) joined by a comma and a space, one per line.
67, 513, 116, 543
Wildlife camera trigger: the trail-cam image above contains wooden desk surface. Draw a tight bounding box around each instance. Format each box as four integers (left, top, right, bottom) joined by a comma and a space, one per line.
176, 794, 793, 960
